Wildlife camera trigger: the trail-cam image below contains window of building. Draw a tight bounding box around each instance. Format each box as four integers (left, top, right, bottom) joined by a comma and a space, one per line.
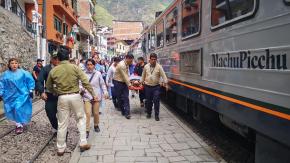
63, 23, 68, 35
182, 0, 201, 38
71, 0, 77, 11
166, 8, 178, 45
211, 0, 256, 29
54, 16, 62, 33
180, 50, 202, 75
156, 21, 164, 48
149, 28, 156, 50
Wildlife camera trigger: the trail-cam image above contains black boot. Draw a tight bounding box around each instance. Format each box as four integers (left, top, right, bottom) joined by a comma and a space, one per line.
155, 116, 160, 121
94, 126, 100, 132
86, 131, 89, 138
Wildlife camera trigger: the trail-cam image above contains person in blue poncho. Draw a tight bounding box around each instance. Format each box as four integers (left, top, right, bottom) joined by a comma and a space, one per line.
0, 58, 35, 134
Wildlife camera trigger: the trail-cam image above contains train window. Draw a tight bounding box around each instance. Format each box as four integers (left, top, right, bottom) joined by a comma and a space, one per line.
182, 0, 201, 38
285, 0, 290, 5
211, 0, 256, 29
180, 50, 201, 74
156, 21, 164, 48
166, 8, 178, 45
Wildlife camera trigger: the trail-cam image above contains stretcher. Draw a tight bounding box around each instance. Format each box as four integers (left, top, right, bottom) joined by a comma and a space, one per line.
129, 75, 144, 90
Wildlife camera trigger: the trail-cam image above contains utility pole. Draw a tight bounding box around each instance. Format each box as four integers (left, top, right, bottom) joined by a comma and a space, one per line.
32, 0, 40, 60
41, 0, 47, 65
87, 36, 90, 58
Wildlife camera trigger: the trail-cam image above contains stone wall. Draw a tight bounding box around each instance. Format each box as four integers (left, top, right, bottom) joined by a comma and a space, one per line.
0, 7, 37, 73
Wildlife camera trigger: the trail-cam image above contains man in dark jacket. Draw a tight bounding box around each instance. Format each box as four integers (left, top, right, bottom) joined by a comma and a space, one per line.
134, 57, 146, 107
37, 52, 59, 131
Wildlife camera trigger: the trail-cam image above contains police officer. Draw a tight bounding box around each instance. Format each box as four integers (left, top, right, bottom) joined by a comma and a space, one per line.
46, 49, 97, 156
141, 53, 168, 121
37, 52, 59, 131
113, 54, 134, 119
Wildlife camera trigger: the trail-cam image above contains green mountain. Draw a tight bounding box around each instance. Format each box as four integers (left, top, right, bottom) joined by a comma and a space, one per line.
94, 0, 173, 27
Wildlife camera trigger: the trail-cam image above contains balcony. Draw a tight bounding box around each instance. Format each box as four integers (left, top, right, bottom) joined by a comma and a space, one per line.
52, 0, 78, 23
22, 0, 35, 3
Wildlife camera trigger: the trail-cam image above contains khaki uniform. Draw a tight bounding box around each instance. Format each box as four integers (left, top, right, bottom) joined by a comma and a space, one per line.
140, 63, 168, 86
113, 60, 131, 86
46, 61, 96, 152
112, 60, 131, 116
141, 63, 168, 117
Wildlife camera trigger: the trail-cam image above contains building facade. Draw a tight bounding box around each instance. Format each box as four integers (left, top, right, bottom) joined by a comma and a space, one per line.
115, 40, 129, 56
25, 0, 79, 57
78, 0, 96, 59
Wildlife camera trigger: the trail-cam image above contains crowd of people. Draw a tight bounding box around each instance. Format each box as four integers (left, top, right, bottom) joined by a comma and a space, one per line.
0, 49, 168, 156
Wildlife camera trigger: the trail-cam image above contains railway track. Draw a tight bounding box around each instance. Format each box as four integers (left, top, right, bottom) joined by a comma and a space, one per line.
0, 99, 79, 163
0, 100, 58, 163
0, 100, 44, 139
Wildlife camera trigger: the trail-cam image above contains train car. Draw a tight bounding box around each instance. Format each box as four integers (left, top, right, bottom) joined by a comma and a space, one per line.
139, 0, 290, 162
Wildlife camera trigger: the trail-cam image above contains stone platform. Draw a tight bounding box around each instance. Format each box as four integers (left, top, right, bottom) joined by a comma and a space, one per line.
70, 96, 224, 163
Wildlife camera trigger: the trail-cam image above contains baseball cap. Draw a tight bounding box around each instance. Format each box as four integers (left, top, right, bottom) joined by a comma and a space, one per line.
51, 51, 58, 58
37, 59, 44, 62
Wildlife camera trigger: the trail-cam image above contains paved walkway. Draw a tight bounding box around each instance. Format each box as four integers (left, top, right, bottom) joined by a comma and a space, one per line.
70, 97, 223, 163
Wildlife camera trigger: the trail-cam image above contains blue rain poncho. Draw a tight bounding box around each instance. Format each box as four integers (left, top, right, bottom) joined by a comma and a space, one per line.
0, 69, 35, 124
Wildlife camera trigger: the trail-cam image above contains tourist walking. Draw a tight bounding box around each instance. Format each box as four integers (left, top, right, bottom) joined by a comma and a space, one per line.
46, 49, 97, 156
0, 58, 35, 134
82, 59, 108, 138
134, 57, 146, 107
141, 53, 168, 121
32, 58, 43, 95
113, 54, 134, 119
36, 52, 59, 132
106, 57, 121, 108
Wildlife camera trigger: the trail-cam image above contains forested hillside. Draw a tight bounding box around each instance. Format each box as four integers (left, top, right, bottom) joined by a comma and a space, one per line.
94, 0, 173, 27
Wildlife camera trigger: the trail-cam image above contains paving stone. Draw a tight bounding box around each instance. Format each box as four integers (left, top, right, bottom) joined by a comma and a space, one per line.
116, 150, 145, 157
165, 137, 178, 144
78, 156, 97, 163
113, 145, 132, 151
185, 155, 203, 162
157, 157, 169, 163
192, 148, 209, 155
168, 156, 186, 162
159, 143, 174, 152
115, 156, 135, 162
198, 154, 217, 161
170, 143, 191, 150
185, 140, 202, 148
177, 149, 195, 156
135, 157, 157, 161
133, 145, 152, 149
103, 154, 114, 163
131, 141, 149, 146
161, 151, 179, 157
145, 147, 163, 153
146, 152, 162, 157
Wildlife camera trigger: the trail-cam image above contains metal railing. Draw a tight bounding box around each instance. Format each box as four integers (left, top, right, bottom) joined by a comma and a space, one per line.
0, 0, 35, 35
